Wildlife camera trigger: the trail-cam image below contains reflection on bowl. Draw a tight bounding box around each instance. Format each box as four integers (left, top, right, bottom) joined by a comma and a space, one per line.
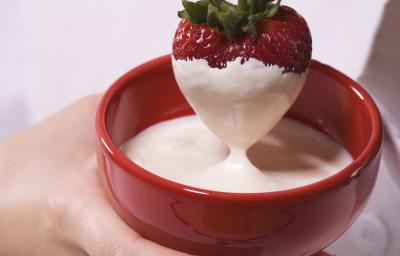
96, 55, 382, 256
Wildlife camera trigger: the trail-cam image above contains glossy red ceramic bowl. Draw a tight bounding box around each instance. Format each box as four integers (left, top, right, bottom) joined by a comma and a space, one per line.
96, 55, 382, 256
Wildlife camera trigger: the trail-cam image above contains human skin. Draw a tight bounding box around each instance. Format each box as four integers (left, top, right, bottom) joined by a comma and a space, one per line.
0, 95, 190, 256
0, 95, 331, 256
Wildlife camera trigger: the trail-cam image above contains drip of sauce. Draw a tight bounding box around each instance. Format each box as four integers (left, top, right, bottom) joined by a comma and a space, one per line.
172, 57, 307, 174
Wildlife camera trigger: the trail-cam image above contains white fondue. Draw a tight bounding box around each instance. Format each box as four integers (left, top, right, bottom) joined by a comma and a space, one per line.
120, 116, 352, 193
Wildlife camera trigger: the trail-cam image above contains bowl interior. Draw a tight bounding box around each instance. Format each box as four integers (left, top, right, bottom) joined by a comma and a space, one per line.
104, 57, 376, 163
96, 56, 382, 256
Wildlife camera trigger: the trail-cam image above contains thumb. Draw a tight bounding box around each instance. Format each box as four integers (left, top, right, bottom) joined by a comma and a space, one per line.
75, 196, 191, 256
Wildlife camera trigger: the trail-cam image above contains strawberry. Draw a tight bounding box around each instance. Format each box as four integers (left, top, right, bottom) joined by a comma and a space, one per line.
173, 0, 312, 73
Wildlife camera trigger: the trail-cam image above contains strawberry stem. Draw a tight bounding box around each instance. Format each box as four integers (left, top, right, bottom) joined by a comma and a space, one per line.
238, 0, 247, 12
178, 0, 282, 39
250, 0, 256, 15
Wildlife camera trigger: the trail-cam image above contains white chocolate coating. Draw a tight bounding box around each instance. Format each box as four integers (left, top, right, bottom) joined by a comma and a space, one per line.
172, 57, 307, 148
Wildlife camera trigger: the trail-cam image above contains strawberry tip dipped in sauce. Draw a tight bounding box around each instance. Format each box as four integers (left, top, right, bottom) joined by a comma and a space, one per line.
172, 0, 312, 170
121, 1, 353, 193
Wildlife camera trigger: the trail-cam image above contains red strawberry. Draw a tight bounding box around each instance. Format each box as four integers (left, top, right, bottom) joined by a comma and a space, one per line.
173, 0, 312, 73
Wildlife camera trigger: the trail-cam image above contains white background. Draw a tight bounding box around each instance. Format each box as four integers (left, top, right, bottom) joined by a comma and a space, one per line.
0, 0, 386, 139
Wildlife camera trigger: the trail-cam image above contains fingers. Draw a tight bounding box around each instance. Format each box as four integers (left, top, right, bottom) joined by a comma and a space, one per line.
127, 238, 193, 256
13, 94, 191, 256
72, 195, 191, 256
63, 157, 191, 256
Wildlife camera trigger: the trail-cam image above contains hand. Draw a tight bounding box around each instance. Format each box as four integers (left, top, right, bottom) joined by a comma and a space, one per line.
0, 95, 190, 256
0, 94, 335, 256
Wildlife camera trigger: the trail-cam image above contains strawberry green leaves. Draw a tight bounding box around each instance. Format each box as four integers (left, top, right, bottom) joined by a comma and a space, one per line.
178, 0, 209, 24
178, 0, 281, 39
207, 2, 248, 39
244, 0, 281, 35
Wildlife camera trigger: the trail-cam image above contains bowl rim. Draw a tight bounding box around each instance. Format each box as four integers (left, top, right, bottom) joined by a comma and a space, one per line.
96, 54, 383, 203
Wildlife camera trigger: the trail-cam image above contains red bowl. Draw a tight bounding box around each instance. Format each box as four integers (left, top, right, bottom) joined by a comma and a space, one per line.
96, 55, 382, 256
